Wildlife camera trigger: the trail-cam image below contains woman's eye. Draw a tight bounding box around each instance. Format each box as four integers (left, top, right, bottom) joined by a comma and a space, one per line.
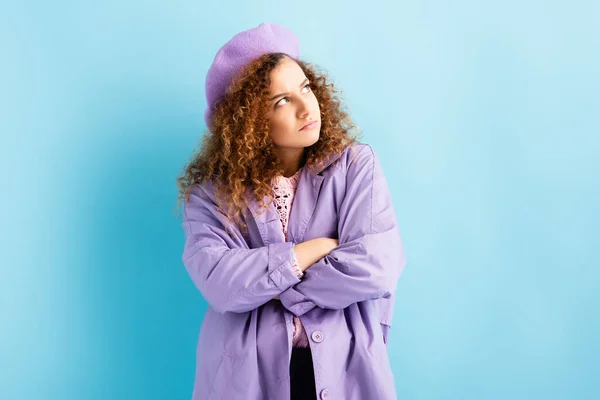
275, 85, 310, 108
276, 97, 289, 107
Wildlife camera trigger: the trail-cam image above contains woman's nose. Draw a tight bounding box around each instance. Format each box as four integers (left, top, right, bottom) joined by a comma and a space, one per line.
297, 99, 310, 119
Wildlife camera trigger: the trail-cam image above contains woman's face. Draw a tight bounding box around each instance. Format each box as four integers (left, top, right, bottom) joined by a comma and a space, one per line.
266, 56, 321, 151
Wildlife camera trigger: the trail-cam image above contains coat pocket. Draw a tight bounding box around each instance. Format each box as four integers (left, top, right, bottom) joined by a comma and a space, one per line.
208, 352, 241, 398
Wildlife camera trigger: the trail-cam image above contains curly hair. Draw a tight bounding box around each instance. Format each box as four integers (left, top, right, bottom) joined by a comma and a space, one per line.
175, 53, 362, 233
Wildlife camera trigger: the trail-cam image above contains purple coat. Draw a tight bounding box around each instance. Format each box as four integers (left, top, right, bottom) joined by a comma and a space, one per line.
182, 143, 407, 399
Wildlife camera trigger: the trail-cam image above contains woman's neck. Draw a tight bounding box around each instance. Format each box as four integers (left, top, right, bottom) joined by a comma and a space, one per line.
277, 147, 306, 177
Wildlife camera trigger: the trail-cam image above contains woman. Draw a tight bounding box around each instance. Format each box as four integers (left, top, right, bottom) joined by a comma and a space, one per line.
177, 22, 406, 400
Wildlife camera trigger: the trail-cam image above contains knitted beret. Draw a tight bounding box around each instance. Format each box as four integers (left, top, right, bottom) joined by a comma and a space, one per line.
204, 22, 300, 129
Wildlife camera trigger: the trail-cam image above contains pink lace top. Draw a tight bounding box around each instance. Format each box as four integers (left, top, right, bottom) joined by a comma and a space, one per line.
271, 167, 309, 348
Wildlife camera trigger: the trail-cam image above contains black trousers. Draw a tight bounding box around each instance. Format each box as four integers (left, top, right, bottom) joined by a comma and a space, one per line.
289, 347, 317, 400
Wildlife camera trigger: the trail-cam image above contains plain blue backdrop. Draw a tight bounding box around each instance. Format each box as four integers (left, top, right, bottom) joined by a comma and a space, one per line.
2, 1, 598, 399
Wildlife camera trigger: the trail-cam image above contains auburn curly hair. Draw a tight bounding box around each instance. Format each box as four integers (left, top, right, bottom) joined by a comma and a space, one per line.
175, 53, 362, 232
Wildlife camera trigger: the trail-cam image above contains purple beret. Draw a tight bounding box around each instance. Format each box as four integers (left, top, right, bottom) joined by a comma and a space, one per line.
204, 22, 301, 129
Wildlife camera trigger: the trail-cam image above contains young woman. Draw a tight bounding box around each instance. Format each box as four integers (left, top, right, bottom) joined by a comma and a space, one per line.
177, 22, 406, 400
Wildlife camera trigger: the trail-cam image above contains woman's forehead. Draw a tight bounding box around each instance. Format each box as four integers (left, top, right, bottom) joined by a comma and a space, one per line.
269, 58, 306, 89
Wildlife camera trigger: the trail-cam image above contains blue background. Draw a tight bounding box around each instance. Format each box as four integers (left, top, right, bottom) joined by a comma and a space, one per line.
2, 1, 598, 399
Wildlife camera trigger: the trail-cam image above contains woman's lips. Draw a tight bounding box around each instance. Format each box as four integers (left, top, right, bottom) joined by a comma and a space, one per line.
300, 121, 319, 131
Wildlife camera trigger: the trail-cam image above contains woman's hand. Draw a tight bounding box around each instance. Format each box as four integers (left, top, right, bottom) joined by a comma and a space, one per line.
273, 237, 338, 301
321, 238, 339, 251
294, 237, 339, 272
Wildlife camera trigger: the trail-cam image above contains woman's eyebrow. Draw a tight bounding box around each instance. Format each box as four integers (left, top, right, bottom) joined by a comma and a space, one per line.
269, 78, 309, 101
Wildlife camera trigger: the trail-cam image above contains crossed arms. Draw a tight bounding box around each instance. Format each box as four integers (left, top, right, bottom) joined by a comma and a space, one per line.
181, 145, 406, 315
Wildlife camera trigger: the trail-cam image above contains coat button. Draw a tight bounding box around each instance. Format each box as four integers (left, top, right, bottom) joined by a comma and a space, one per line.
311, 330, 324, 343
320, 388, 330, 399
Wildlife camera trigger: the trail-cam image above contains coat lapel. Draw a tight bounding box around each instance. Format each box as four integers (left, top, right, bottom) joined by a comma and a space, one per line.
247, 189, 284, 246
286, 168, 324, 244
247, 148, 345, 246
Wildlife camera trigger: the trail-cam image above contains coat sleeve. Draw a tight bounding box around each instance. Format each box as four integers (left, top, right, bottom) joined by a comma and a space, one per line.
278, 145, 407, 316
182, 183, 301, 314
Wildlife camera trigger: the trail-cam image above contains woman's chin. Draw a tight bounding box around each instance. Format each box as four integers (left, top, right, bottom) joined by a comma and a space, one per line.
303, 131, 320, 146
